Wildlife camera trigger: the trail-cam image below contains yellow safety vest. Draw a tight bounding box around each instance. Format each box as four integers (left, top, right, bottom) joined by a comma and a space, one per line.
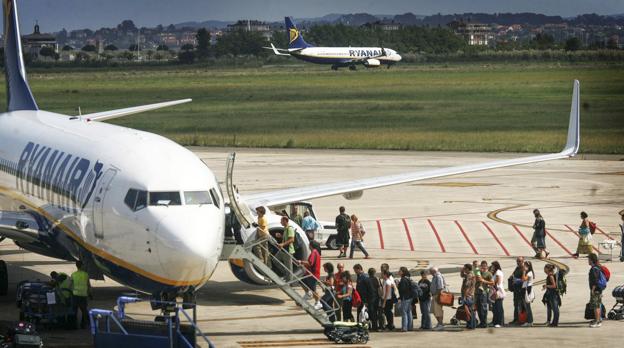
71, 270, 89, 297
58, 273, 72, 301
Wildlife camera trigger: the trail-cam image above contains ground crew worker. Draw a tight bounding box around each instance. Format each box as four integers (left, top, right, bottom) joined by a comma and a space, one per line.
57, 272, 72, 305
71, 260, 91, 329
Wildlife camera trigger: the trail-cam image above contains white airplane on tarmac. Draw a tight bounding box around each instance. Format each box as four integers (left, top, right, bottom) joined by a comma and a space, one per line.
267, 17, 402, 70
0, 0, 580, 301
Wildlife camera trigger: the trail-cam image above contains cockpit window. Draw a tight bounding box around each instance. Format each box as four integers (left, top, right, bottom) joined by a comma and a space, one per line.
124, 189, 147, 212
149, 191, 182, 206
184, 191, 212, 205
209, 188, 221, 208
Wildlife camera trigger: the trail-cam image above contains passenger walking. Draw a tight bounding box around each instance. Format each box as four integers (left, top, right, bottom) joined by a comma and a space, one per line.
542, 264, 559, 327
335, 207, 351, 258
254, 206, 271, 266
337, 271, 354, 322
429, 267, 446, 330
334, 263, 345, 321
588, 253, 606, 328
381, 270, 395, 330
298, 240, 323, 310
521, 261, 535, 326
461, 264, 477, 329
491, 261, 505, 328
349, 215, 370, 259
573, 211, 594, 258
475, 261, 492, 328
302, 211, 321, 241
397, 267, 413, 332
321, 262, 338, 322
353, 264, 373, 322
276, 216, 296, 280
510, 256, 524, 325
366, 267, 381, 331
531, 209, 549, 258
418, 271, 432, 330
70, 261, 91, 329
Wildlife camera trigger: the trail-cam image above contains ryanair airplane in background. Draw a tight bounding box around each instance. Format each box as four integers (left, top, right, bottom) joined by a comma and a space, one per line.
268, 17, 403, 70
0, 0, 581, 304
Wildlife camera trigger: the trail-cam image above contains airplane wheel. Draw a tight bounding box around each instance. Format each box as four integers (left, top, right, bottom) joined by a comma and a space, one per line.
331, 65, 338, 71
0, 260, 8, 296
349, 65, 356, 71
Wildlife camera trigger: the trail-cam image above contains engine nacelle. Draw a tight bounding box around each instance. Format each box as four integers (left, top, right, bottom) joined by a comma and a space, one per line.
364, 59, 381, 67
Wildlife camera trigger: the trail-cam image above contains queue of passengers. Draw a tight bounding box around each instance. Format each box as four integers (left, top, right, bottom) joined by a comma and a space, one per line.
315, 252, 609, 331
251, 205, 620, 331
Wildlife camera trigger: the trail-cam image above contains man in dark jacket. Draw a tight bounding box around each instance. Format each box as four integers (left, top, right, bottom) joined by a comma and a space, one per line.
353, 264, 374, 323
335, 206, 351, 258
510, 256, 524, 325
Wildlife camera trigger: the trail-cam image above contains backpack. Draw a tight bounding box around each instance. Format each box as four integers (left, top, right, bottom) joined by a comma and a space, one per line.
556, 269, 567, 296
410, 279, 423, 300
588, 221, 597, 235
600, 265, 610, 281
352, 288, 362, 307
595, 267, 607, 291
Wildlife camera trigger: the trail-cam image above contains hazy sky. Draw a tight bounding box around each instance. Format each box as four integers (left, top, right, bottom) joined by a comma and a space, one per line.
9, 0, 624, 32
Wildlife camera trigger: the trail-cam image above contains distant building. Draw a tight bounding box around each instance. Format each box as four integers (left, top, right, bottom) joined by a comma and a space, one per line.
226, 20, 271, 40
179, 31, 198, 46
22, 23, 57, 59
449, 21, 493, 46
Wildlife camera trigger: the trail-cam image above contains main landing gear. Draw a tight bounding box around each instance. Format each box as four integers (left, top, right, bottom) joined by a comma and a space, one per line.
348, 65, 357, 71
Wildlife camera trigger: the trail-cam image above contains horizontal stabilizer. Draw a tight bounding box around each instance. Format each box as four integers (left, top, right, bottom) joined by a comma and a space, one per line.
263, 43, 291, 56
79, 99, 192, 121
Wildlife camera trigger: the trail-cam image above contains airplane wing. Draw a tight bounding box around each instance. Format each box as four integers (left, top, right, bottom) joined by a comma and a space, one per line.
78, 99, 192, 122
243, 80, 580, 208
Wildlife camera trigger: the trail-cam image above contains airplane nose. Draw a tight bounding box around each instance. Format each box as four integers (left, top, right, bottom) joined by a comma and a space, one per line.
395, 54, 402, 61
154, 208, 224, 286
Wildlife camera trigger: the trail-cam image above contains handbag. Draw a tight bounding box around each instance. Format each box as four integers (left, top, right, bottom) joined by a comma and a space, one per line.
455, 305, 471, 321
524, 287, 535, 304
438, 291, 454, 306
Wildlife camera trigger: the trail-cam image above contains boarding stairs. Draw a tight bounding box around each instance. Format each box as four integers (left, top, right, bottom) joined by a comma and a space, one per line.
229, 237, 339, 327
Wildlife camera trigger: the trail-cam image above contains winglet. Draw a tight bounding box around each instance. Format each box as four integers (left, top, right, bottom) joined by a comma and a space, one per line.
562, 80, 580, 156
80, 99, 192, 122
3, 0, 38, 111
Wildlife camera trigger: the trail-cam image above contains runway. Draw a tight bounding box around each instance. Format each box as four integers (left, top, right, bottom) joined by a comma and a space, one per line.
0, 147, 623, 347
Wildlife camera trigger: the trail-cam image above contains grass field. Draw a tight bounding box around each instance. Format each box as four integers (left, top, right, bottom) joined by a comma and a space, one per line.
8, 62, 624, 153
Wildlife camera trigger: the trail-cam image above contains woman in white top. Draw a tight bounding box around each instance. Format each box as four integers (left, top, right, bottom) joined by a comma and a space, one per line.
521, 261, 535, 326
491, 261, 505, 328
381, 270, 395, 330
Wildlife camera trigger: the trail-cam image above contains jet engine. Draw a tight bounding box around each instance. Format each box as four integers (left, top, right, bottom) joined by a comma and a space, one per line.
364, 59, 381, 67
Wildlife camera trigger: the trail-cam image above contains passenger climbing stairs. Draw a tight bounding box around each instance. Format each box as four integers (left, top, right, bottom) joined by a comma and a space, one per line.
229, 237, 339, 326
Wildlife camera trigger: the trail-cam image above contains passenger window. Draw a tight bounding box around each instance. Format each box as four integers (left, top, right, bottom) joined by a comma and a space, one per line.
149, 192, 182, 206
209, 188, 220, 208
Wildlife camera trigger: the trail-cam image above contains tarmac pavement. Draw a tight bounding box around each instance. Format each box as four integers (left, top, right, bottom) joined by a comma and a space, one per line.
0, 147, 623, 347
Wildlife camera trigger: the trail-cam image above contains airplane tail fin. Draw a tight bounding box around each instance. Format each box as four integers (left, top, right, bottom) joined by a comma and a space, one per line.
285, 17, 311, 49
3, 0, 38, 112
